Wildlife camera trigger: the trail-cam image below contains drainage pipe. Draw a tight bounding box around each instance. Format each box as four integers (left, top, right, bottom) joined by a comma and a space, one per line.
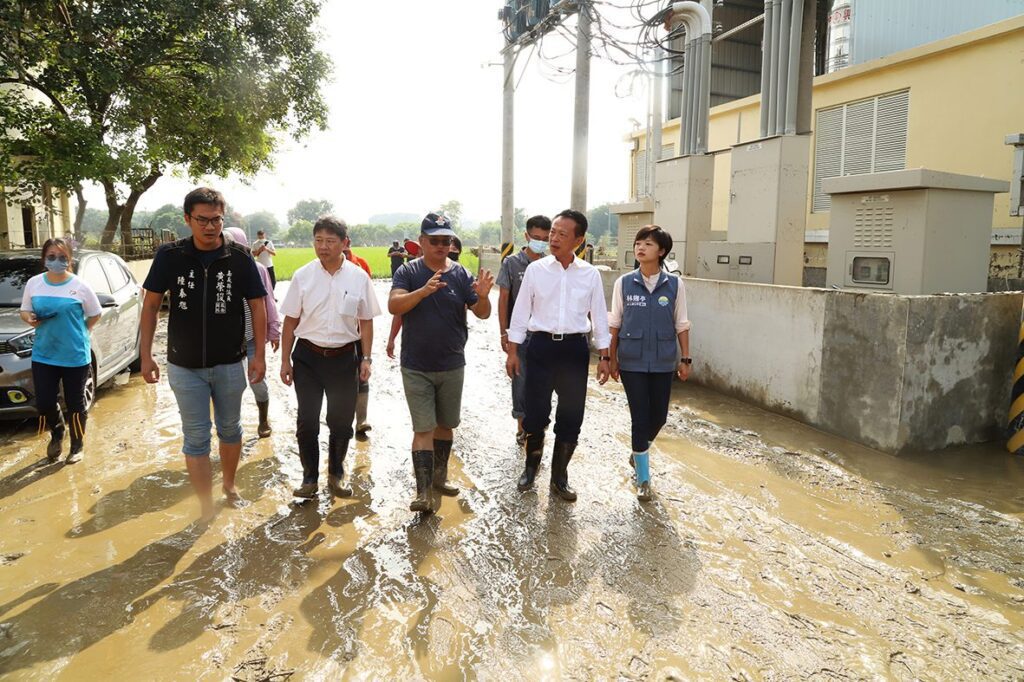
696, 33, 712, 153
767, 0, 781, 136
784, 0, 805, 135
775, 0, 792, 136
759, 0, 772, 138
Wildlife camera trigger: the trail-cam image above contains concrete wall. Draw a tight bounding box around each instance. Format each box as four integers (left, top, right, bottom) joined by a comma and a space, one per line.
603, 273, 1021, 453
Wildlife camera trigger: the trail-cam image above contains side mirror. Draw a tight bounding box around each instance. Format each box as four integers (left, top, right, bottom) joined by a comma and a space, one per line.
98, 293, 117, 308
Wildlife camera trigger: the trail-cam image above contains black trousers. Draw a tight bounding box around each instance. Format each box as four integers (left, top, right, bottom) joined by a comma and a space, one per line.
620, 370, 674, 452
266, 266, 277, 294
32, 361, 90, 414
523, 334, 590, 444
292, 342, 358, 484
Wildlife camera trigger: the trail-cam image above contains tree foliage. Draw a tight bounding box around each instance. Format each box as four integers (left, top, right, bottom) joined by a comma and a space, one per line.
287, 198, 335, 226
244, 210, 280, 237
0, 0, 331, 244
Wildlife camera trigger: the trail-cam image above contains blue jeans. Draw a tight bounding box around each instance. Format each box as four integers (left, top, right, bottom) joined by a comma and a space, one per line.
167, 361, 246, 456
245, 339, 269, 402
510, 334, 530, 419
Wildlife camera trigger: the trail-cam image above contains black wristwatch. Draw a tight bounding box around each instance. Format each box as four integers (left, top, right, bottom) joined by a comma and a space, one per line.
679, 357, 692, 365
599, 355, 611, 362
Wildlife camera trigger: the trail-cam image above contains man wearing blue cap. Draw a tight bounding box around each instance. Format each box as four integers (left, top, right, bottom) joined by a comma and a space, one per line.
389, 212, 495, 513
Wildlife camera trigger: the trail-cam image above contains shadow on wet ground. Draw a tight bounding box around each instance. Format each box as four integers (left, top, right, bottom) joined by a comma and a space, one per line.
0, 283, 1022, 679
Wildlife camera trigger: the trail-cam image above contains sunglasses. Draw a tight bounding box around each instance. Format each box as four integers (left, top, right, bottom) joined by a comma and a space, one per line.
427, 236, 453, 247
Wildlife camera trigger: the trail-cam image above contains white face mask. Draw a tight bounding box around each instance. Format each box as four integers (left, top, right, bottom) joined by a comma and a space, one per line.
527, 239, 548, 254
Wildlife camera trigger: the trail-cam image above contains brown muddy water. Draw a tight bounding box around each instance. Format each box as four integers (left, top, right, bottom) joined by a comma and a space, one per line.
0, 282, 1022, 680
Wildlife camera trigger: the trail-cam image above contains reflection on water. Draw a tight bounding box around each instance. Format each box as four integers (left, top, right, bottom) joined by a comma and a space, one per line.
0, 285, 1021, 679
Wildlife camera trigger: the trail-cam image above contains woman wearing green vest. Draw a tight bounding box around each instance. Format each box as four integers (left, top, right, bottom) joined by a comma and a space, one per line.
607, 226, 691, 501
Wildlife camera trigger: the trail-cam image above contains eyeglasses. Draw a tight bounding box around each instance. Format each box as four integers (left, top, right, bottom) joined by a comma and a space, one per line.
427, 236, 453, 247
45, 255, 68, 263
188, 214, 225, 228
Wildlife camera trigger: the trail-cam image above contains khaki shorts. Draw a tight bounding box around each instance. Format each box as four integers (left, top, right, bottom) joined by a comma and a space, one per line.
401, 366, 465, 433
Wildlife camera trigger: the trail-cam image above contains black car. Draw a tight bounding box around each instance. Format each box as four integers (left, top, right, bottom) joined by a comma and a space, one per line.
0, 249, 142, 418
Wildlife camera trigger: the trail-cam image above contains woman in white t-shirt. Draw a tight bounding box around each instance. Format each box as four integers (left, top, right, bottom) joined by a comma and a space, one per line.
19, 238, 102, 464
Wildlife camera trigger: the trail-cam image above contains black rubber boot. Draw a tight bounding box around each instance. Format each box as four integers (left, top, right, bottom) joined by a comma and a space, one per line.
256, 400, 272, 438
550, 440, 577, 502
66, 411, 87, 464
410, 450, 434, 513
432, 439, 459, 497
518, 432, 544, 491
41, 407, 64, 463
327, 433, 352, 497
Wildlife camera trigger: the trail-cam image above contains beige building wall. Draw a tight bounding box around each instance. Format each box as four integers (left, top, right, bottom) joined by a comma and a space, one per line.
631, 14, 1024, 238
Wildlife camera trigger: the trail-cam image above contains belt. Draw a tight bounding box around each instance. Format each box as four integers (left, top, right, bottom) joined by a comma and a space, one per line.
298, 338, 356, 357
534, 331, 587, 341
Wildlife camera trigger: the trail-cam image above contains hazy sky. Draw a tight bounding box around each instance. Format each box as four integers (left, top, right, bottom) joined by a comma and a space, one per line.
81, 0, 651, 225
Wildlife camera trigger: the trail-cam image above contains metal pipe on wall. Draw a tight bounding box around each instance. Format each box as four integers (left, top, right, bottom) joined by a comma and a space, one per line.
775, 0, 792, 136
681, 39, 694, 155
784, 0, 805, 135
696, 34, 711, 153
759, 0, 773, 138
688, 38, 700, 154
767, 0, 781, 136
652, 46, 664, 183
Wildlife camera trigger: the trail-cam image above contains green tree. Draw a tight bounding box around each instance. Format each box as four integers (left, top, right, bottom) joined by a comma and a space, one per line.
285, 219, 314, 245
587, 203, 620, 240
287, 199, 335, 226
438, 200, 463, 228
245, 211, 281, 238
0, 0, 331, 244
514, 207, 528, 232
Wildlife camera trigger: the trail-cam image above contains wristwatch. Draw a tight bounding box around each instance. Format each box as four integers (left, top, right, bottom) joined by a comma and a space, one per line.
361, 357, 372, 364
679, 357, 692, 365
599, 355, 611, 362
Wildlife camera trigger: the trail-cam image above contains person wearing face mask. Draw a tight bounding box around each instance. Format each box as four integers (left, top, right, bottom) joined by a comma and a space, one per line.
19, 238, 102, 464
496, 215, 551, 446
448, 236, 462, 263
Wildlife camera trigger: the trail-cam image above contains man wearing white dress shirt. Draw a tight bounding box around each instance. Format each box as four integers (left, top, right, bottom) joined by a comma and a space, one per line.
279, 216, 382, 499
506, 209, 612, 501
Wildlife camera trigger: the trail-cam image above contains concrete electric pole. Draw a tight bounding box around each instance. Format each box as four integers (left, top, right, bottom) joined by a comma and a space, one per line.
570, 5, 591, 211
500, 46, 516, 257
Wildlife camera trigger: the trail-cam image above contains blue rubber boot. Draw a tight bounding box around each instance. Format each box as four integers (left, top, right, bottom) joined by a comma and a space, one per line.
632, 452, 652, 501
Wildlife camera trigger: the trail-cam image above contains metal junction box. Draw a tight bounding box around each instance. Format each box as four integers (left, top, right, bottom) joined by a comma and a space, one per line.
653, 154, 716, 277
823, 169, 1008, 294
610, 199, 654, 271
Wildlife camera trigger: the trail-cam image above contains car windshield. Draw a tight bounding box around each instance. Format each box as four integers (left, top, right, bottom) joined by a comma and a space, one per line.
0, 256, 42, 306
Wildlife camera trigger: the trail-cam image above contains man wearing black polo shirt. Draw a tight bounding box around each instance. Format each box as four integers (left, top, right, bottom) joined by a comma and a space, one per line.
140, 187, 268, 522
506, 209, 611, 501
389, 213, 494, 513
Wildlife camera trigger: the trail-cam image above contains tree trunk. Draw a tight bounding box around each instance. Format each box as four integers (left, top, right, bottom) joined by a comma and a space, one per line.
100, 179, 123, 246
118, 167, 162, 252
73, 184, 87, 238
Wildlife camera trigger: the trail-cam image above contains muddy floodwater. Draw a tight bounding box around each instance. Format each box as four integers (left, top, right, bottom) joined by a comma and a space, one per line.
1, 282, 1023, 680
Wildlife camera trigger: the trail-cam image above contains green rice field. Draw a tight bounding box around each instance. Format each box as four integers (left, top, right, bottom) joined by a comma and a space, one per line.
273, 247, 480, 281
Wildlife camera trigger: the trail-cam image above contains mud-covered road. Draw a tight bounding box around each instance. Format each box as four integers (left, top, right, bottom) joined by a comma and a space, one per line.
1, 281, 1023, 679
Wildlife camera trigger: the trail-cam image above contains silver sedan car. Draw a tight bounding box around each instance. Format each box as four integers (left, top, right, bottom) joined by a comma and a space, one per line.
0, 249, 142, 419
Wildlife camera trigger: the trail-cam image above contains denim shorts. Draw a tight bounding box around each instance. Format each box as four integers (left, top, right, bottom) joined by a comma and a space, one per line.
167, 361, 247, 456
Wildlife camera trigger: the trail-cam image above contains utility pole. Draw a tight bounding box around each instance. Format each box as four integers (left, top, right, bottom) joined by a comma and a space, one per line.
500, 45, 516, 259
570, 4, 591, 211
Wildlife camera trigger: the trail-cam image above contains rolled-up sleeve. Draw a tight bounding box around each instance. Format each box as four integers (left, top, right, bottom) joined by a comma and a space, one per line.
507, 266, 533, 344
608, 277, 624, 329
675, 275, 691, 333
589, 270, 611, 349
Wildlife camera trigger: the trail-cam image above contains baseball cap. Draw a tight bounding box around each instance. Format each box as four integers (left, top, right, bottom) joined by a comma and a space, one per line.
420, 212, 457, 237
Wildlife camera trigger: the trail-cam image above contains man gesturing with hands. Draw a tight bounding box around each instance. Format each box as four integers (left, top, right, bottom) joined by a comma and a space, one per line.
388, 213, 494, 513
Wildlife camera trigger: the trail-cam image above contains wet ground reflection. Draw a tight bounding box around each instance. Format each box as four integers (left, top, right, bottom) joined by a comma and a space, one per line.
0, 282, 1021, 679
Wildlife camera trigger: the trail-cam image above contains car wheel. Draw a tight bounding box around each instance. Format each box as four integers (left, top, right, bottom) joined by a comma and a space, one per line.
128, 332, 142, 372
83, 362, 96, 412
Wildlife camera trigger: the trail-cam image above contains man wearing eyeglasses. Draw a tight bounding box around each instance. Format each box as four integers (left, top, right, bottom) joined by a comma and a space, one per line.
139, 187, 268, 522
389, 213, 494, 513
